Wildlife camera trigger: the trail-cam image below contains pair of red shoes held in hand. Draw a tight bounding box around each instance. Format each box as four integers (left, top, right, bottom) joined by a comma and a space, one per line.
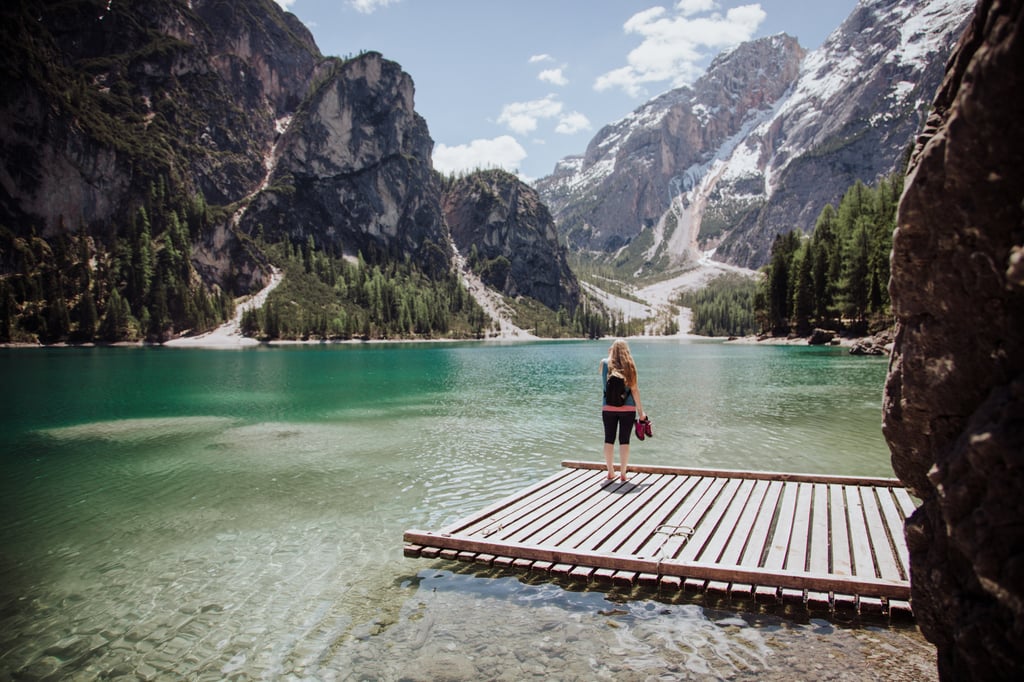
635, 417, 653, 440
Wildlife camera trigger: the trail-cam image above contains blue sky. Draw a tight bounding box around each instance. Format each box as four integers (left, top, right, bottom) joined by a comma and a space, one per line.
273, 0, 858, 181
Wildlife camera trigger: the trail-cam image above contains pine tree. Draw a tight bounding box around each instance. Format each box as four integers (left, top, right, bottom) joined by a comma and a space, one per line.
842, 219, 872, 320
811, 204, 838, 320
791, 242, 815, 334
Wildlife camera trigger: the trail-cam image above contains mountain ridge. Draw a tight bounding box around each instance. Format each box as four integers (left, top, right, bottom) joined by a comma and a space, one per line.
536, 0, 976, 270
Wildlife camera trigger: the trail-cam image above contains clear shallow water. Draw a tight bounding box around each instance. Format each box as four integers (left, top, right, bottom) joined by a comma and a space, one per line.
0, 340, 934, 680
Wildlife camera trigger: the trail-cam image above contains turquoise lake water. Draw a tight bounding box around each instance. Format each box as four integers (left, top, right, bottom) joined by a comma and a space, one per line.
0, 340, 936, 680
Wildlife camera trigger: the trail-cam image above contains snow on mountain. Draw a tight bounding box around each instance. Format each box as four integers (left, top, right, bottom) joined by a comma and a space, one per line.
536, 0, 976, 270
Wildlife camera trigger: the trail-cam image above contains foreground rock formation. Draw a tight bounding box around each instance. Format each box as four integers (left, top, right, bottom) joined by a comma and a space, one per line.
883, 0, 1024, 678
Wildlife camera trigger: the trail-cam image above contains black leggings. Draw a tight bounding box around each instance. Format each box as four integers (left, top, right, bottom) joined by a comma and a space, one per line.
603, 410, 636, 445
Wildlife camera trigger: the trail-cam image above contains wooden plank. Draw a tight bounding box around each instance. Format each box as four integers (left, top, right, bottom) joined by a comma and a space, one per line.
561, 460, 902, 487
763, 481, 800, 571
569, 565, 593, 581
552, 472, 670, 551
493, 472, 610, 544
637, 572, 660, 589
740, 480, 784, 568
612, 570, 637, 588
489, 464, 606, 540
594, 474, 703, 556
453, 468, 589, 536
845, 485, 876, 579
682, 577, 705, 592
675, 478, 744, 563
860, 487, 903, 582
633, 476, 724, 560
781, 588, 804, 604
808, 483, 830, 575
834, 593, 857, 611
692, 478, 758, 564
720, 479, 771, 566
729, 477, 782, 593
402, 530, 911, 598
444, 467, 580, 534
876, 487, 910, 579
860, 596, 885, 616
786, 482, 814, 573
754, 585, 781, 603
830, 484, 852, 576
889, 599, 914, 619
661, 575, 684, 591
894, 487, 918, 518
806, 590, 830, 610
707, 580, 730, 595
550, 563, 573, 578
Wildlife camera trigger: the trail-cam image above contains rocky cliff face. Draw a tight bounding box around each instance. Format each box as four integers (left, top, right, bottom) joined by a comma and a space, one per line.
537, 0, 975, 270
238, 52, 451, 278
883, 0, 1024, 677
0, 0, 320, 234
443, 170, 579, 312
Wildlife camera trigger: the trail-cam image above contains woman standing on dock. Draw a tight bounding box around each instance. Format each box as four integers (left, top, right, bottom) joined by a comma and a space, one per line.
601, 339, 646, 482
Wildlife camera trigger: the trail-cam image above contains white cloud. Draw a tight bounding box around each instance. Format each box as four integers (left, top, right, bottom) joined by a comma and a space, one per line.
595, 1, 766, 97
497, 95, 563, 135
677, 0, 717, 15
433, 136, 528, 175
273, 0, 298, 9
555, 112, 592, 135
529, 54, 554, 64
538, 68, 569, 86
348, 0, 400, 13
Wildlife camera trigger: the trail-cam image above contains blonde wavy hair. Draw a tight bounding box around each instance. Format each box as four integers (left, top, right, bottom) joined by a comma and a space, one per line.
608, 339, 637, 388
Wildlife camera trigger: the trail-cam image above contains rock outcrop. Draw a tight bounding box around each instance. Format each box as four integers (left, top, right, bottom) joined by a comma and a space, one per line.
443, 170, 579, 313
0, 0, 321, 234
882, 0, 1024, 678
240, 52, 451, 278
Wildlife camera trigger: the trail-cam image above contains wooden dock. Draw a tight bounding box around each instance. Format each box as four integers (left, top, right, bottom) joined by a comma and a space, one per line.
404, 461, 916, 617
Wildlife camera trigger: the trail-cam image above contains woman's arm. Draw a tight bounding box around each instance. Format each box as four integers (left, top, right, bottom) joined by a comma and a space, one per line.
631, 383, 645, 420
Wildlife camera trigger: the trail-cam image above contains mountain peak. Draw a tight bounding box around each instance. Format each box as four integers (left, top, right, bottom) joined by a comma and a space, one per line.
534, 29, 805, 261
537, 0, 975, 270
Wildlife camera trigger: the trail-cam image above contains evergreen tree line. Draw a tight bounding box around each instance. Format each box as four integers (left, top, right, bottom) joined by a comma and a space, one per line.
570, 297, 646, 339
240, 237, 488, 340
757, 175, 901, 336
242, 237, 629, 341
0, 178, 232, 344
674, 274, 759, 337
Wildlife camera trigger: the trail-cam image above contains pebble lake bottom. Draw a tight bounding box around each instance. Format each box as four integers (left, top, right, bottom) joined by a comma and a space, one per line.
0, 340, 935, 680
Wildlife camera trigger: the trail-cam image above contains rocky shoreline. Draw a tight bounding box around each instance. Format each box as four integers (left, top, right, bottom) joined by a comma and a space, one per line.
726, 329, 895, 355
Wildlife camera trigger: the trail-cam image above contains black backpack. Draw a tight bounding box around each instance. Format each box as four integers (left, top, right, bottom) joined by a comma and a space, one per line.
605, 371, 629, 406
